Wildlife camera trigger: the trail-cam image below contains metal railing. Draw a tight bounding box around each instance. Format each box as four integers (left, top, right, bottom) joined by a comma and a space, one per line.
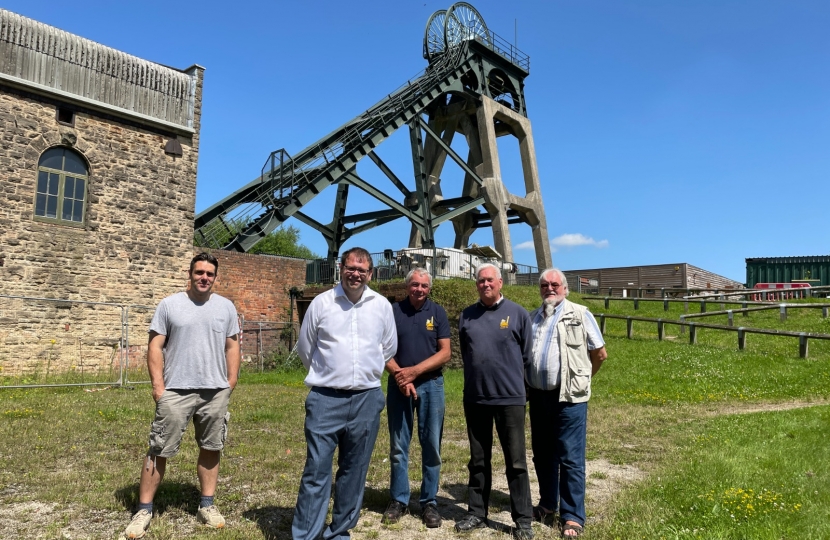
306, 249, 538, 285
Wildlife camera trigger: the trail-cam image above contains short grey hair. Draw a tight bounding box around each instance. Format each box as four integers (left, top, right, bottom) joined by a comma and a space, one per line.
405, 267, 432, 288
539, 267, 570, 297
475, 263, 502, 280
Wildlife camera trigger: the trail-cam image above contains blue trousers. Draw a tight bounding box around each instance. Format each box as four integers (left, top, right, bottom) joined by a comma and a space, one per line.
386, 376, 445, 508
528, 388, 588, 526
292, 386, 386, 540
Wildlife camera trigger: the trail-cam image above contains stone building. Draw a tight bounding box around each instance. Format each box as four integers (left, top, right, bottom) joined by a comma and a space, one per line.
0, 9, 204, 377
0, 8, 204, 303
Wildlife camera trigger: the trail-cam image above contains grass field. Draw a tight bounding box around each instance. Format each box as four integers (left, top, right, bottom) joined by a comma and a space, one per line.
1, 285, 829, 539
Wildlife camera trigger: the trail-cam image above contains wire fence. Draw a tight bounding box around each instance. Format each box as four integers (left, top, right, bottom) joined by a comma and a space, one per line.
0, 294, 125, 388
0, 294, 295, 388
240, 319, 298, 371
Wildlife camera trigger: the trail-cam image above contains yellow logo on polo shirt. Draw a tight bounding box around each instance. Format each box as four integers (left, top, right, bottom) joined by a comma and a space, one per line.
500, 316, 510, 329
426, 316, 435, 331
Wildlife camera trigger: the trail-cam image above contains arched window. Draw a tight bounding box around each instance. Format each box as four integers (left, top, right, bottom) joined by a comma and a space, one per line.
35, 147, 88, 225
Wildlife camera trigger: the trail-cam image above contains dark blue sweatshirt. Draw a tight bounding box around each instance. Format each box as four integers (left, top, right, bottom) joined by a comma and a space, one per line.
458, 297, 532, 405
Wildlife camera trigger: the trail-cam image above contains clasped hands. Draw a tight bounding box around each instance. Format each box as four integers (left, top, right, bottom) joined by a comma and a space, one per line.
391, 365, 419, 400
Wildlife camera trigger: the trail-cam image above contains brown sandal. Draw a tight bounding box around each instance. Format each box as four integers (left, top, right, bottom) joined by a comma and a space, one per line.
560, 522, 584, 537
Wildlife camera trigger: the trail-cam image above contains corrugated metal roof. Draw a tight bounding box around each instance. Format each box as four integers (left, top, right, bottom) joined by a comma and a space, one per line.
745, 256, 830, 263
0, 9, 198, 132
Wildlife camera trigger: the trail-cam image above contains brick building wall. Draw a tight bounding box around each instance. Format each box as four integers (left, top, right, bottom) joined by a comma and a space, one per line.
197, 249, 307, 362
200, 249, 306, 322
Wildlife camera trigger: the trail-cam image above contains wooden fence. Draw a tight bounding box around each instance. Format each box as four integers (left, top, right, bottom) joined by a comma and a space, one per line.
597, 314, 830, 359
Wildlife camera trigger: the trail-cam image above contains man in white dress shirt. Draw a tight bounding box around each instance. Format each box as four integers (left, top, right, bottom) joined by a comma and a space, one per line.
291, 247, 398, 540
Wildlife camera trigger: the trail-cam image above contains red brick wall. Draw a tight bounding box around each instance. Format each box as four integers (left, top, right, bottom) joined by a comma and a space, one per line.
195, 249, 307, 360
196, 249, 306, 323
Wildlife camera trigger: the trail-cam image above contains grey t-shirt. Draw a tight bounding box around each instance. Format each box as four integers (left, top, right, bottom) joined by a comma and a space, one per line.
149, 291, 240, 390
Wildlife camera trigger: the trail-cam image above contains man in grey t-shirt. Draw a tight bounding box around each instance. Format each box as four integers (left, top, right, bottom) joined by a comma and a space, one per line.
122, 253, 240, 539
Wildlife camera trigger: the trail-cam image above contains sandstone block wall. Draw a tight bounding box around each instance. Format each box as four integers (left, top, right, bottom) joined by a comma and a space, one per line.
0, 73, 204, 304
0, 69, 204, 377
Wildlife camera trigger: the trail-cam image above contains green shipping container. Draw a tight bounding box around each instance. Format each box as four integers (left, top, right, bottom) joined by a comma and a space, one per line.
745, 256, 830, 288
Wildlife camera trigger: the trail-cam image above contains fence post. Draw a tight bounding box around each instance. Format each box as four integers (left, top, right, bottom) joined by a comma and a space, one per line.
626, 317, 633, 339
661, 288, 666, 298
823, 307, 828, 319
799, 333, 809, 359
608, 287, 613, 297
657, 319, 664, 341
684, 301, 689, 313
605, 297, 610, 309
742, 302, 748, 316
689, 323, 697, 344
737, 328, 746, 350
663, 299, 669, 311
727, 310, 733, 327
700, 300, 706, 313
600, 315, 606, 335
679, 315, 686, 335
633, 299, 639, 310
120, 306, 128, 386
779, 304, 787, 322
258, 322, 263, 372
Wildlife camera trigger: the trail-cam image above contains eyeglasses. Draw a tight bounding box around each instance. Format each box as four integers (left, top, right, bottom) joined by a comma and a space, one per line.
540, 282, 562, 289
342, 265, 370, 277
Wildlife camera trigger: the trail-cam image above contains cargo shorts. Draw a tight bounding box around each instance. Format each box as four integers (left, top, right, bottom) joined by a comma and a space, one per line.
147, 388, 231, 458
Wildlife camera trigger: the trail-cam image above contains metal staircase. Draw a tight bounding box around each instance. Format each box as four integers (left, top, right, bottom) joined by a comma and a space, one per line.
194, 42, 476, 252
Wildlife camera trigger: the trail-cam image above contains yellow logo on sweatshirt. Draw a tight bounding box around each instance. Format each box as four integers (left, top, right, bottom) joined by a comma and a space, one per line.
426, 316, 435, 331
500, 316, 510, 329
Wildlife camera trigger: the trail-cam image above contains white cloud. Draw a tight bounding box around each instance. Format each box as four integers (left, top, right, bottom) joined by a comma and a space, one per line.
550, 233, 609, 251
515, 241, 535, 250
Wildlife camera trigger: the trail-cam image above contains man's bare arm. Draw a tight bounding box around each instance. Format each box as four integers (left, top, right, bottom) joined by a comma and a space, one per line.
393, 338, 451, 387
590, 347, 608, 377
147, 332, 166, 401
225, 334, 241, 390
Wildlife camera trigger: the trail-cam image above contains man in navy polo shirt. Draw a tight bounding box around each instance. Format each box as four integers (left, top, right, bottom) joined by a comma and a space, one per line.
382, 267, 451, 528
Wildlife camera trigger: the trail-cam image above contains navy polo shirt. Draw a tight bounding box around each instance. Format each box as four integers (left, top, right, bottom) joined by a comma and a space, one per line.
392, 296, 451, 380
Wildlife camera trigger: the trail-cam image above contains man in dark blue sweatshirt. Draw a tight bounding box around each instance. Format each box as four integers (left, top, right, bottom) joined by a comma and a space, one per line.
455, 263, 534, 540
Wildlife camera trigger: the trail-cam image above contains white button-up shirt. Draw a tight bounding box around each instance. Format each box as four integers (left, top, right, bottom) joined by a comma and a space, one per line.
298, 283, 397, 390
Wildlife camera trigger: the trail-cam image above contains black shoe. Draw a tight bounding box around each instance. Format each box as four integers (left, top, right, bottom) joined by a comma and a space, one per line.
421, 503, 442, 528
455, 514, 487, 532
382, 500, 408, 525
513, 525, 534, 539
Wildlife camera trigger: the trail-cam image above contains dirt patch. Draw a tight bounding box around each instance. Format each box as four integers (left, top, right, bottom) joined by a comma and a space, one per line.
700, 399, 829, 417
0, 501, 125, 539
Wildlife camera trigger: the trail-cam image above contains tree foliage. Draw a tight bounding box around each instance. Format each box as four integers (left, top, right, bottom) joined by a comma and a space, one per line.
249, 225, 320, 259
195, 220, 320, 259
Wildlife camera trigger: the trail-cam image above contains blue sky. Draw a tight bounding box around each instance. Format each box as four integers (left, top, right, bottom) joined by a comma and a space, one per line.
7, 1, 829, 282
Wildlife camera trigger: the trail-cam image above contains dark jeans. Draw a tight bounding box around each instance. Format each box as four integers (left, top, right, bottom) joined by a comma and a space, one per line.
528, 388, 588, 526
463, 402, 532, 527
